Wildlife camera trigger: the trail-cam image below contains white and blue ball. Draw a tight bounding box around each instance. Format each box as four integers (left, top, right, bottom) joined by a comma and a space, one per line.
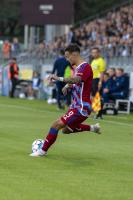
32, 139, 44, 153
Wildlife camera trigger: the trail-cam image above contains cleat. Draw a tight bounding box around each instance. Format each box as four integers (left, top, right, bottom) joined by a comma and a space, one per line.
30, 149, 47, 157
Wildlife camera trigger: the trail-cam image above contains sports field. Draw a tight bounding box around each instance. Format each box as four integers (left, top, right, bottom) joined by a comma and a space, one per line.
0, 96, 133, 200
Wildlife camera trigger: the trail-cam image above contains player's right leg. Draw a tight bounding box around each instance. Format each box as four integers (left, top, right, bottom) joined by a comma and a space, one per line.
62, 123, 101, 134
61, 108, 101, 134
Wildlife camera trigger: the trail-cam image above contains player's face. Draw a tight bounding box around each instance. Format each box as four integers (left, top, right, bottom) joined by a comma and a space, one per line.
65, 51, 78, 65
91, 49, 100, 59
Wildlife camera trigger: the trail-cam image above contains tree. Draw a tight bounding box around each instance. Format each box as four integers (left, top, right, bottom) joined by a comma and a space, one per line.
0, 0, 22, 38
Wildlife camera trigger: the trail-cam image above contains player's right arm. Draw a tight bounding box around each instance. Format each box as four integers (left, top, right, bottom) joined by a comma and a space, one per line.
49, 63, 91, 85
49, 74, 82, 84
63, 76, 82, 84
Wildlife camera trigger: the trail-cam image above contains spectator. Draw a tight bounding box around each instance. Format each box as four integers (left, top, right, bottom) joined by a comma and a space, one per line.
104, 68, 129, 101
2, 40, 11, 60
32, 71, 41, 98
36, 42, 46, 60
107, 67, 116, 88
11, 37, 20, 57
71, 30, 81, 46
67, 27, 74, 44
27, 71, 41, 99
8, 57, 19, 98
101, 72, 112, 103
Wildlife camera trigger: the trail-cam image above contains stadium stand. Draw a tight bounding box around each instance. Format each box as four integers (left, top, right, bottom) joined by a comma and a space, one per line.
0, 1, 133, 110
8, 2, 133, 71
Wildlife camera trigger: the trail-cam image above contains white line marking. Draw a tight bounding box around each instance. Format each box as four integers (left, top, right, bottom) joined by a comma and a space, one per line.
102, 119, 133, 127
0, 103, 133, 127
0, 103, 54, 114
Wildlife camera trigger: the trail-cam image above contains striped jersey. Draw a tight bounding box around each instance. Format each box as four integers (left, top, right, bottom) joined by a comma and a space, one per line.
71, 62, 93, 116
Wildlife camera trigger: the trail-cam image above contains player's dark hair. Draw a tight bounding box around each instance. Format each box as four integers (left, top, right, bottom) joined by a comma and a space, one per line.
65, 44, 80, 53
91, 47, 100, 52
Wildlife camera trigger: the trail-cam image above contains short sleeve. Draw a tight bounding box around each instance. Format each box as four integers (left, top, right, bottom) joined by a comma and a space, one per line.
99, 58, 106, 73
76, 64, 91, 82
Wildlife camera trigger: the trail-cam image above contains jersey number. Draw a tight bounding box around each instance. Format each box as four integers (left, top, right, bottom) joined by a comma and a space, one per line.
63, 111, 74, 120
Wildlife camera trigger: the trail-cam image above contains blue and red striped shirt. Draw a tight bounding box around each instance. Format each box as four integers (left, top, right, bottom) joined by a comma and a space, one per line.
71, 62, 93, 116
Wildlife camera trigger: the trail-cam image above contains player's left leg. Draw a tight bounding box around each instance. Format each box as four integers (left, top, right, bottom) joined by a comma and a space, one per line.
30, 119, 65, 157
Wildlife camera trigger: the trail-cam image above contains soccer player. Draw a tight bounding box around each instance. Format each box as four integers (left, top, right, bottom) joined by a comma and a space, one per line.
30, 44, 101, 157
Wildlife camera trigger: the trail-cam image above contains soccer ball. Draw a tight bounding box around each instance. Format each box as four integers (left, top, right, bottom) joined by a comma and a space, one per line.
32, 139, 44, 153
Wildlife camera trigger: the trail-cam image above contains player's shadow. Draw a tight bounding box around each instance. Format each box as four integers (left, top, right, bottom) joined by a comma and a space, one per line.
46, 153, 103, 167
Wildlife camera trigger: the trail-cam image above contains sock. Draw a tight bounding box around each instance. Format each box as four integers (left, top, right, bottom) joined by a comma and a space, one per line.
73, 124, 91, 133
42, 128, 58, 152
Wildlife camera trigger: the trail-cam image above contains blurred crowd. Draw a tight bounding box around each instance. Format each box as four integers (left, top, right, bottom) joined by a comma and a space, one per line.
1, 4, 133, 64
70, 5, 133, 57
38, 4, 133, 59
101, 68, 129, 103
0, 37, 21, 61
1, 3, 132, 104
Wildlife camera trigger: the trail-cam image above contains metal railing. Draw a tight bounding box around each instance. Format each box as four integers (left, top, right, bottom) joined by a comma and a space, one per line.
0, 44, 133, 73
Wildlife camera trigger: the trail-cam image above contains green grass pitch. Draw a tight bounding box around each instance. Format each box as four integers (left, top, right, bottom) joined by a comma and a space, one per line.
0, 96, 133, 200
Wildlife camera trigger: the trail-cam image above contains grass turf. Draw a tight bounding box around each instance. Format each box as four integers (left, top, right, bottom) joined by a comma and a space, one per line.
0, 96, 133, 200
